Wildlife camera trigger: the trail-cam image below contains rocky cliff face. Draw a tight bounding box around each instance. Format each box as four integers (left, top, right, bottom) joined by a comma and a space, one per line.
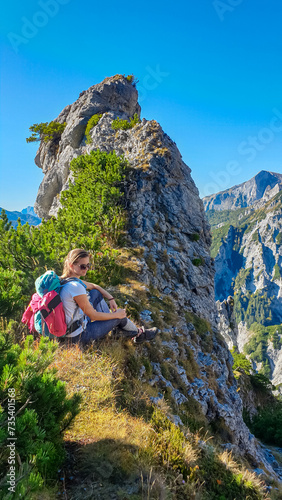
34, 75, 214, 322
215, 204, 282, 317
33, 75, 280, 478
215, 296, 238, 350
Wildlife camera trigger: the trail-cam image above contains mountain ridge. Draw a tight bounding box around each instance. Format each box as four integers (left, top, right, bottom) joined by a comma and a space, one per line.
206, 171, 282, 386
0, 206, 41, 228
203, 170, 282, 212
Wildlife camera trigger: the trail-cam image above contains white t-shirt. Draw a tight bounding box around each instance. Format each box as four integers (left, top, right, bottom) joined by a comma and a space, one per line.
60, 281, 88, 337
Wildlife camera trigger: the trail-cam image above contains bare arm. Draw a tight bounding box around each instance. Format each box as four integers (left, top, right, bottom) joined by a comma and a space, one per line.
81, 281, 112, 298
74, 294, 125, 322
81, 281, 118, 311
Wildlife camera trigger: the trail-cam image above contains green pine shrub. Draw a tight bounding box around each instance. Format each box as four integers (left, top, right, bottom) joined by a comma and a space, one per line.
272, 330, 282, 349
252, 230, 259, 242
111, 113, 140, 131
248, 402, 282, 446
0, 216, 51, 319
276, 232, 282, 245
273, 263, 281, 281
126, 74, 138, 86
231, 347, 253, 378
190, 233, 200, 241
85, 114, 103, 144
192, 257, 204, 266
0, 333, 80, 498
234, 290, 272, 328
26, 121, 66, 143
249, 372, 274, 393
0, 150, 129, 321
0, 268, 23, 319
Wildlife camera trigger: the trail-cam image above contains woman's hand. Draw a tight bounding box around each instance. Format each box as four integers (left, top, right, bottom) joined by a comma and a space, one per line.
114, 308, 126, 319
109, 299, 118, 312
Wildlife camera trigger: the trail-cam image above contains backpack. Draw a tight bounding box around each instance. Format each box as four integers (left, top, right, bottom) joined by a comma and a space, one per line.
22, 270, 86, 339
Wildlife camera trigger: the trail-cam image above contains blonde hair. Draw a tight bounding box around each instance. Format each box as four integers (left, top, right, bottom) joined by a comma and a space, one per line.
61, 248, 90, 278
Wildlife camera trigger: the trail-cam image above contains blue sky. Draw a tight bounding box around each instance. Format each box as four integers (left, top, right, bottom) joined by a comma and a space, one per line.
1, 0, 282, 211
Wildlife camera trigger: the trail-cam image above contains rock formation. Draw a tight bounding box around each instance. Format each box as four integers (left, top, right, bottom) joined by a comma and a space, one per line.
215, 296, 238, 350
33, 75, 281, 479
34, 76, 140, 218
34, 75, 214, 322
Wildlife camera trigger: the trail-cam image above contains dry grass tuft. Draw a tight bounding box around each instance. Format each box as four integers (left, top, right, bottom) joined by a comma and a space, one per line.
140, 468, 168, 500
52, 343, 153, 446
218, 450, 268, 495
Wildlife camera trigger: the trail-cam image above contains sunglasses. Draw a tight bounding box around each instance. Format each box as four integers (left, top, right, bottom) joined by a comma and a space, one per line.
76, 263, 90, 270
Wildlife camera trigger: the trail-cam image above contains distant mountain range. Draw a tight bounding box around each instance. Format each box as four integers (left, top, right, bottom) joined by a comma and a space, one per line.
203, 170, 282, 212
0, 206, 41, 228
204, 170, 282, 385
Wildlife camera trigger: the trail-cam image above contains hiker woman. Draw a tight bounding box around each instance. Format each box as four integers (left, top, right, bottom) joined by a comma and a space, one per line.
60, 248, 158, 345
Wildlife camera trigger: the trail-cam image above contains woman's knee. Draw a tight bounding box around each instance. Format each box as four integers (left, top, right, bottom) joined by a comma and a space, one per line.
118, 317, 127, 328
89, 288, 103, 306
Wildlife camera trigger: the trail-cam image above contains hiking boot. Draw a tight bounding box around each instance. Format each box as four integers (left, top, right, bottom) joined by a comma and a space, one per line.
133, 326, 158, 344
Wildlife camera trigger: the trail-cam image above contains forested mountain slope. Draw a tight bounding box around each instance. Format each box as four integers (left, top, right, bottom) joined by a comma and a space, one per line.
205, 174, 282, 385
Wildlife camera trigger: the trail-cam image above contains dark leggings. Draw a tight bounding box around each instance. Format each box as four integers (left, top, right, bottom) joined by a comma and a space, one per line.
68, 289, 135, 345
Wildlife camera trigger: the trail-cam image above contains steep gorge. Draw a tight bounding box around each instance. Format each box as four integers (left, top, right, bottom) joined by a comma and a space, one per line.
205, 172, 282, 386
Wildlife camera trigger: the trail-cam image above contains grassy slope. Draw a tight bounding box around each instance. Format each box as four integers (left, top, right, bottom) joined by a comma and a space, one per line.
41, 339, 274, 500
